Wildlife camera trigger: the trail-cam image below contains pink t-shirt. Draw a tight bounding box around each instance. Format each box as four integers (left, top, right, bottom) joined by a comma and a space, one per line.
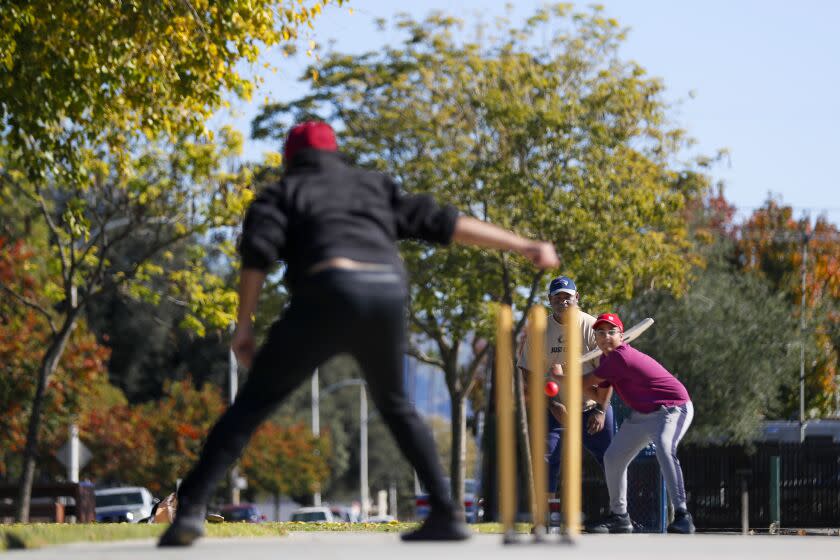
593, 344, 689, 414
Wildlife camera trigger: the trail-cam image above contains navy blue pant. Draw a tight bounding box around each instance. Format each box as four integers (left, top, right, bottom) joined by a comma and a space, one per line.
547, 405, 615, 492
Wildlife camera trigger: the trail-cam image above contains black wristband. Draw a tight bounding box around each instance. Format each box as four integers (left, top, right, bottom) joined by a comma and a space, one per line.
593, 403, 605, 414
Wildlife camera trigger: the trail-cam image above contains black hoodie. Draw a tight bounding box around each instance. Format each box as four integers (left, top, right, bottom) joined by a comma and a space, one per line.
238, 149, 459, 290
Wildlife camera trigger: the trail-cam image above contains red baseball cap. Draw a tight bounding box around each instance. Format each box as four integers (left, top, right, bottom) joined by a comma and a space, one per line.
284, 121, 338, 163
593, 312, 624, 332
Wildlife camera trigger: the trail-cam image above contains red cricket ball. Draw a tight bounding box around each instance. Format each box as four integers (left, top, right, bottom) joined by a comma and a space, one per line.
544, 381, 559, 397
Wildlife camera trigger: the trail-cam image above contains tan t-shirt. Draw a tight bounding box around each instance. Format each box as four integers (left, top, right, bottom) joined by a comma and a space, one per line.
517, 310, 598, 408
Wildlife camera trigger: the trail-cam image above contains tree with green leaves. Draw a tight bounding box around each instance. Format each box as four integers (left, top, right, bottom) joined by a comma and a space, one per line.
621, 249, 800, 443
1, 0, 343, 187
0, 0, 345, 521
253, 4, 711, 513
1, 133, 251, 520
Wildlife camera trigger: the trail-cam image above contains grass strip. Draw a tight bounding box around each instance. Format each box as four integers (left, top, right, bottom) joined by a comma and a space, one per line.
0, 522, 286, 550
0, 521, 535, 550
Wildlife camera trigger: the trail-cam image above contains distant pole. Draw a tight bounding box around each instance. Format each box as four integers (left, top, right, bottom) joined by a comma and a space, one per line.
229, 324, 240, 505
320, 379, 368, 516
740, 476, 749, 535
389, 482, 398, 519
799, 228, 809, 442
407, 356, 422, 497
68, 423, 79, 483
769, 456, 781, 528
360, 384, 369, 520
312, 369, 321, 506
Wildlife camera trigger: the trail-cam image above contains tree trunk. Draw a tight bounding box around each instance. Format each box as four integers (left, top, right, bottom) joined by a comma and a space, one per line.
449, 391, 467, 519
16, 312, 78, 522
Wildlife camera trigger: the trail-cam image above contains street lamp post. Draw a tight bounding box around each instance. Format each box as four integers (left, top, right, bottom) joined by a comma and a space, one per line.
316, 378, 369, 520
799, 229, 810, 442
360, 384, 368, 520
229, 324, 240, 505
311, 369, 321, 507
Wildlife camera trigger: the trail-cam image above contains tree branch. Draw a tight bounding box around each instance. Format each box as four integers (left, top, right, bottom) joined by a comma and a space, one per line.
463, 342, 490, 397
514, 271, 543, 335
407, 343, 445, 369
0, 169, 38, 203
33, 189, 69, 282
83, 226, 198, 305
180, 0, 208, 39
0, 282, 57, 335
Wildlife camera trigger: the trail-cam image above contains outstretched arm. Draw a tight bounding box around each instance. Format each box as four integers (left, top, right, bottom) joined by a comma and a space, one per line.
451, 216, 560, 269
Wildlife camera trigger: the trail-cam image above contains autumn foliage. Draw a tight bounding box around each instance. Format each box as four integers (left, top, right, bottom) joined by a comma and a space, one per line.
2, 238, 329, 496
241, 421, 331, 498
79, 379, 330, 497
0, 238, 112, 478
736, 201, 840, 414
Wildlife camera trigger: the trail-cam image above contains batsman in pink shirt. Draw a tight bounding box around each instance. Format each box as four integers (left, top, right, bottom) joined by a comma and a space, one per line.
571, 312, 695, 534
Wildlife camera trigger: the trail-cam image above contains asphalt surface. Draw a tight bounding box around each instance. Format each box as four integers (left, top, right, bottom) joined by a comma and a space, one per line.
4, 531, 838, 559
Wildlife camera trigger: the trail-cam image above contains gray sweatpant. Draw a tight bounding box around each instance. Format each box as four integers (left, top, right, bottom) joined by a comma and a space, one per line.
604, 401, 694, 515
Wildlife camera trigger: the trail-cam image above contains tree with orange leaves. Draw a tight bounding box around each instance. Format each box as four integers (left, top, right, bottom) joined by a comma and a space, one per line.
736, 199, 840, 417
0, 237, 114, 480
77, 378, 330, 499
240, 421, 331, 502
80, 404, 158, 489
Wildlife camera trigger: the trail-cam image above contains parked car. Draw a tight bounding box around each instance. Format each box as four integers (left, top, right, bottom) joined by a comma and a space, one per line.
95, 486, 155, 523
366, 514, 397, 523
329, 505, 360, 523
415, 478, 482, 523
290, 506, 335, 522
219, 503, 265, 523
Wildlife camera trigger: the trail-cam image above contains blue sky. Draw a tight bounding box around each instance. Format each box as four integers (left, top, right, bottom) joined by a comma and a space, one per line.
215, 0, 840, 225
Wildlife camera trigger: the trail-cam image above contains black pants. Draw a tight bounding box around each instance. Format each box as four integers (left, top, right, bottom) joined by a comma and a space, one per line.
177, 268, 453, 516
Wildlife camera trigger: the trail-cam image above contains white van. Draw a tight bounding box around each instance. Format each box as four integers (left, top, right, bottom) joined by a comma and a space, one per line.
95, 486, 155, 523
290, 506, 335, 522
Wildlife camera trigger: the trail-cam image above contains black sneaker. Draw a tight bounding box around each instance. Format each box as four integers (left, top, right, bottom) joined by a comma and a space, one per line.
157, 502, 206, 547
401, 511, 472, 542
667, 510, 695, 534
585, 512, 634, 534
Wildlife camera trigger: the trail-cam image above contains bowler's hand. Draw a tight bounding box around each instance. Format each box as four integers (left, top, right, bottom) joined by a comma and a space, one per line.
232, 322, 257, 369
523, 241, 560, 269
587, 411, 606, 435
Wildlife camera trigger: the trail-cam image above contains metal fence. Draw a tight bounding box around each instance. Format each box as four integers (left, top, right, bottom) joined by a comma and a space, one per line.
682, 440, 840, 529
581, 446, 667, 533
582, 439, 840, 530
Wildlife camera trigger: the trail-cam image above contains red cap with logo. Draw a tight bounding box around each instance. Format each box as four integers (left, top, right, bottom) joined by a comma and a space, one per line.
594, 312, 624, 332
284, 121, 338, 164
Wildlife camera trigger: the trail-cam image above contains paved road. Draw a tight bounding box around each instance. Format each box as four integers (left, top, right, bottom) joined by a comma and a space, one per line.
4, 531, 838, 559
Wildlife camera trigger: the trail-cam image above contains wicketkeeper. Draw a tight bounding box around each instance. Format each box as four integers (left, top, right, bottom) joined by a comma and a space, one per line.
517, 276, 614, 495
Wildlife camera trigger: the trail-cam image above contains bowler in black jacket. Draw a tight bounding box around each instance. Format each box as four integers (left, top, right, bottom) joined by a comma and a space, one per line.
160, 121, 559, 546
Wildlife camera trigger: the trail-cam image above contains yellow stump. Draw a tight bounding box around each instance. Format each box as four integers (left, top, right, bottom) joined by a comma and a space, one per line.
527, 306, 547, 538
562, 306, 582, 539
495, 304, 516, 542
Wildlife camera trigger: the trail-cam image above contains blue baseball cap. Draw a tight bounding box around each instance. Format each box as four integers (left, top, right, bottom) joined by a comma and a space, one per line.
548, 276, 576, 296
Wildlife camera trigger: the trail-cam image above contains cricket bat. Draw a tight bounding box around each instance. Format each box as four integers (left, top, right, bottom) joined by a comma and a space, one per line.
580, 317, 655, 365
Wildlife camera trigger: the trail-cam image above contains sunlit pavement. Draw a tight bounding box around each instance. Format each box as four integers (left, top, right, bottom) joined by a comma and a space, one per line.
4, 531, 838, 559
